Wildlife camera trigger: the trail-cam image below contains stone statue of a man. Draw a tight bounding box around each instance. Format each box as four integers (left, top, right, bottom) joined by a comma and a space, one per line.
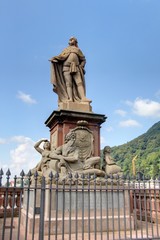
49, 37, 90, 103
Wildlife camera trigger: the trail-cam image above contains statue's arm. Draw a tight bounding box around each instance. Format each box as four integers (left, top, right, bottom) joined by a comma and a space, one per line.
34, 139, 47, 154
49, 57, 58, 63
80, 58, 86, 68
49, 49, 68, 63
78, 48, 86, 68
63, 150, 79, 162
54, 146, 62, 155
79, 56, 86, 74
49, 146, 64, 161
49, 153, 63, 161
63, 156, 77, 162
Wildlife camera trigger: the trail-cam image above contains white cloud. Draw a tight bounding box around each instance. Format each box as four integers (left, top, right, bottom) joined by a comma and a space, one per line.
132, 98, 160, 117
11, 135, 32, 143
17, 91, 37, 104
10, 136, 39, 174
0, 138, 6, 144
115, 109, 127, 117
119, 119, 141, 127
106, 126, 113, 132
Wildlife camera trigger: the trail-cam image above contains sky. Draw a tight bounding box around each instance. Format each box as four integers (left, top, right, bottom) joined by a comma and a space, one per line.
0, 0, 160, 178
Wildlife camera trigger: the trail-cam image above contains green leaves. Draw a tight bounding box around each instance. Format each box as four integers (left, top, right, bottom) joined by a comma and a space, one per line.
110, 121, 160, 177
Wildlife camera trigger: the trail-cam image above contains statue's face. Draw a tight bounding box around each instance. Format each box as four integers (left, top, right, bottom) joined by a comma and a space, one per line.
104, 146, 111, 154
44, 141, 50, 150
69, 38, 77, 46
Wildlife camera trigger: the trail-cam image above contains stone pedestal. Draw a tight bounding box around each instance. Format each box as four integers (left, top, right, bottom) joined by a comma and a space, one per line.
58, 101, 92, 112
21, 187, 134, 235
45, 110, 106, 156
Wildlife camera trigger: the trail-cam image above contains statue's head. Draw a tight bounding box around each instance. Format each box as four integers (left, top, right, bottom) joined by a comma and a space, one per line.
69, 37, 78, 47
43, 141, 51, 150
65, 131, 76, 143
103, 146, 111, 154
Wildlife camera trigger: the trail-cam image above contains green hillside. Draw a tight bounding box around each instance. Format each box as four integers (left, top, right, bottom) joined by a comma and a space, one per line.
110, 121, 160, 177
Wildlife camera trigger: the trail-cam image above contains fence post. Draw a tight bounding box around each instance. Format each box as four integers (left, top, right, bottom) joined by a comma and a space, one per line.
39, 176, 46, 240
0, 169, 4, 187
2, 169, 11, 240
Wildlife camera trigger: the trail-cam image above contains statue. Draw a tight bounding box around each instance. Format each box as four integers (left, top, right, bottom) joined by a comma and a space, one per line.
55, 126, 105, 177
30, 139, 62, 176
49, 37, 90, 103
103, 146, 123, 177
30, 121, 105, 183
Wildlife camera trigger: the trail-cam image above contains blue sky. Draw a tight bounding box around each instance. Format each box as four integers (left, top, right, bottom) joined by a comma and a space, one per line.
0, 0, 160, 177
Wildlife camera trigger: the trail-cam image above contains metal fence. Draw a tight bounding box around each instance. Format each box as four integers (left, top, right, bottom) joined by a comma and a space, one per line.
0, 169, 160, 240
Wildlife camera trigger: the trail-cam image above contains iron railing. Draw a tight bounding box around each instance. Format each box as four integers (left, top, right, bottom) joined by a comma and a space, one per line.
0, 169, 160, 240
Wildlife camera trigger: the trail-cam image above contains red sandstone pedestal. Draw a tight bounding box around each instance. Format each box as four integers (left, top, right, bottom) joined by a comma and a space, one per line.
45, 109, 106, 156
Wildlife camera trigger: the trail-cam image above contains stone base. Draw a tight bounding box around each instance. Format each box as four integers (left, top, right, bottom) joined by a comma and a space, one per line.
58, 101, 92, 112
21, 210, 134, 235
21, 187, 134, 235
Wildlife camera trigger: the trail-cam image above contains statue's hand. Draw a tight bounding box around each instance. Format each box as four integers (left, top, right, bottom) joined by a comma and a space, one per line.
49, 58, 58, 63
60, 158, 66, 164
57, 159, 66, 169
80, 65, 85, 74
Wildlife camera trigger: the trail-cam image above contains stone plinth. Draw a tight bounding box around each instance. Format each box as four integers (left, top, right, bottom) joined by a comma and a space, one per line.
58, 101, 92, 112
21, 186, 134, 235
45, 110, 106, 156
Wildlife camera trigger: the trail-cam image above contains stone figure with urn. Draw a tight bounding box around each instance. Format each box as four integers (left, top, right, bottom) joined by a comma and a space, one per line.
30, 37, 122, 183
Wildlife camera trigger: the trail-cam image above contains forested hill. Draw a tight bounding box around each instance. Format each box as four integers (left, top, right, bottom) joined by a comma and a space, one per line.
111, 121, 160, 177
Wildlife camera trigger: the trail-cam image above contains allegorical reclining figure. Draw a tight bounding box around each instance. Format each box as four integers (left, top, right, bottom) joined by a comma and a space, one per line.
31, 121, 105, 182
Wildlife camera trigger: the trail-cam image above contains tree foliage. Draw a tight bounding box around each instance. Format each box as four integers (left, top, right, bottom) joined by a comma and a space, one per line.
110, 121, 160, 177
